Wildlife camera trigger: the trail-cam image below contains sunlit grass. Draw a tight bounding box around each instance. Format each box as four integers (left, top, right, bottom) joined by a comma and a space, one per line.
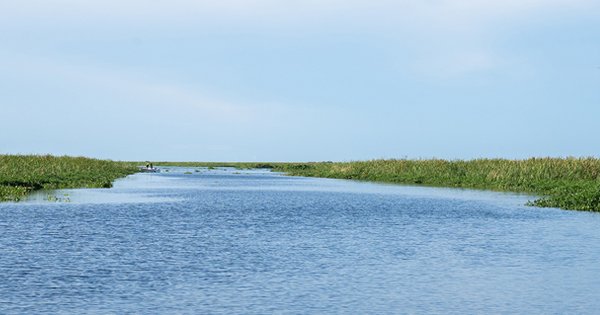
272, 158, 600, 212
152, 158, 600, 211
1, 154, 138, 201
13, 157, 593, 211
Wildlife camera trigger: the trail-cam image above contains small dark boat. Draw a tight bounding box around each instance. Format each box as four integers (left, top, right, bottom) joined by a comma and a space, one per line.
140, 167, 160, 173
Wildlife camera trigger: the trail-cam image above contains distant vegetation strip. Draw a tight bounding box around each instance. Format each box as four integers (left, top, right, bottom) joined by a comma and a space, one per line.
0, 155, 139, 201
152, 158, 600, 212
7, 157, 593, 210
148, 161, 282, 169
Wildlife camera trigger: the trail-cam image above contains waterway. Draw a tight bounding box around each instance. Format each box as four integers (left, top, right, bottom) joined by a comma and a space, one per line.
1, 167, 599, 314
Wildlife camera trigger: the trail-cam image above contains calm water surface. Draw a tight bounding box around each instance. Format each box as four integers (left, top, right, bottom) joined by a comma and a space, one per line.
1, 167, 600, 314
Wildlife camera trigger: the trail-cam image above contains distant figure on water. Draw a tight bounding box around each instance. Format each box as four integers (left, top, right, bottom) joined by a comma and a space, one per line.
140, 162, 160, 173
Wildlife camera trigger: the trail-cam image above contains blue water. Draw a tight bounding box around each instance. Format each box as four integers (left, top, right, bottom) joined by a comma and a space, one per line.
1, 167, 600, 314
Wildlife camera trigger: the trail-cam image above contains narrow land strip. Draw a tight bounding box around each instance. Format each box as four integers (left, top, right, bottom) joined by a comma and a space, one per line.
153, 158, 600, 212
0, 155, 138, 201
2, 156, 599, 211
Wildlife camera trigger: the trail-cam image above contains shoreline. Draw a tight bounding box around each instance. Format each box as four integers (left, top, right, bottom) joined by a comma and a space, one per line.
3, 156, 599, 211
0, 155, 139, 201
145, 158, 600, 212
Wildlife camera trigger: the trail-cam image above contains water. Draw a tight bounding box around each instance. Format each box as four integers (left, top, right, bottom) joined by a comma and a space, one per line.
1, 167, 600, 314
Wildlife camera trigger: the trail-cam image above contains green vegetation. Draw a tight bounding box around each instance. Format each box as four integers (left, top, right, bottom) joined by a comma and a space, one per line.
154, 158, 600, 212
271, 158, 600, 212
5, 156, 597, 211
1, 155, 139, 201
149, 161, 280, 169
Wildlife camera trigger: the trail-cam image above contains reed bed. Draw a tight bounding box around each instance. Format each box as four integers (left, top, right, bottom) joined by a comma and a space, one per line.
142, 158, 600, 211
8, 156, 596, 211
146, 161, 280, 169
0, 155, 139, 201
144, 158, 600, 211
272, 158, 600, 212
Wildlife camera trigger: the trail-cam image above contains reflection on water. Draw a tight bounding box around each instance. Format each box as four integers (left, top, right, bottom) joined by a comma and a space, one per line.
1, 167, 600, 314
20, 173, 181, 204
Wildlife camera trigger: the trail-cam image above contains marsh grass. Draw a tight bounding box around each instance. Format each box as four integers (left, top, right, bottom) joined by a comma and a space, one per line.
153, 158, 600, 211
1, 155, 138, 201
149, 162, 280, 170
273, 158, 600, 212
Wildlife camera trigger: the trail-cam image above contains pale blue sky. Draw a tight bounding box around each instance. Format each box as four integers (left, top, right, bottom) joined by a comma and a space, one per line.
1, 0, 599, 162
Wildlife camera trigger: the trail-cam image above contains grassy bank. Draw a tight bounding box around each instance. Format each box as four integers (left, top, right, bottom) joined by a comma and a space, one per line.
147, 161, 281, 169
0, 155, 139, 201
272, 158, 600, 212
9, 157, 595, 211
153, 158, 600, 212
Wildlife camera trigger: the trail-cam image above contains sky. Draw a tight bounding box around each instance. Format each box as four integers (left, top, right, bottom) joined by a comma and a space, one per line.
1, 0, 599, 162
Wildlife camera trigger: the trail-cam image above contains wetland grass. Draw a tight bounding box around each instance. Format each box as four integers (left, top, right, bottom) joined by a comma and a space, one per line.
0, 155, 139, 201
147, 161, 280, 170
272, 158, 600, 212
155, 158, 600, 211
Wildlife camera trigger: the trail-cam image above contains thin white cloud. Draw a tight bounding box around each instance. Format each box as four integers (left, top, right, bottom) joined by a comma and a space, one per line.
0, 52, 265, 123
1, 0, 596, 27
1, 0, 597, 78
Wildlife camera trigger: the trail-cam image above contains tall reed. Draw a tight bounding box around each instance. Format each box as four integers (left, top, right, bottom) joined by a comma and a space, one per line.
16, 157, 595, 211
272, 157, 600, 211
0, 154, 138, 201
